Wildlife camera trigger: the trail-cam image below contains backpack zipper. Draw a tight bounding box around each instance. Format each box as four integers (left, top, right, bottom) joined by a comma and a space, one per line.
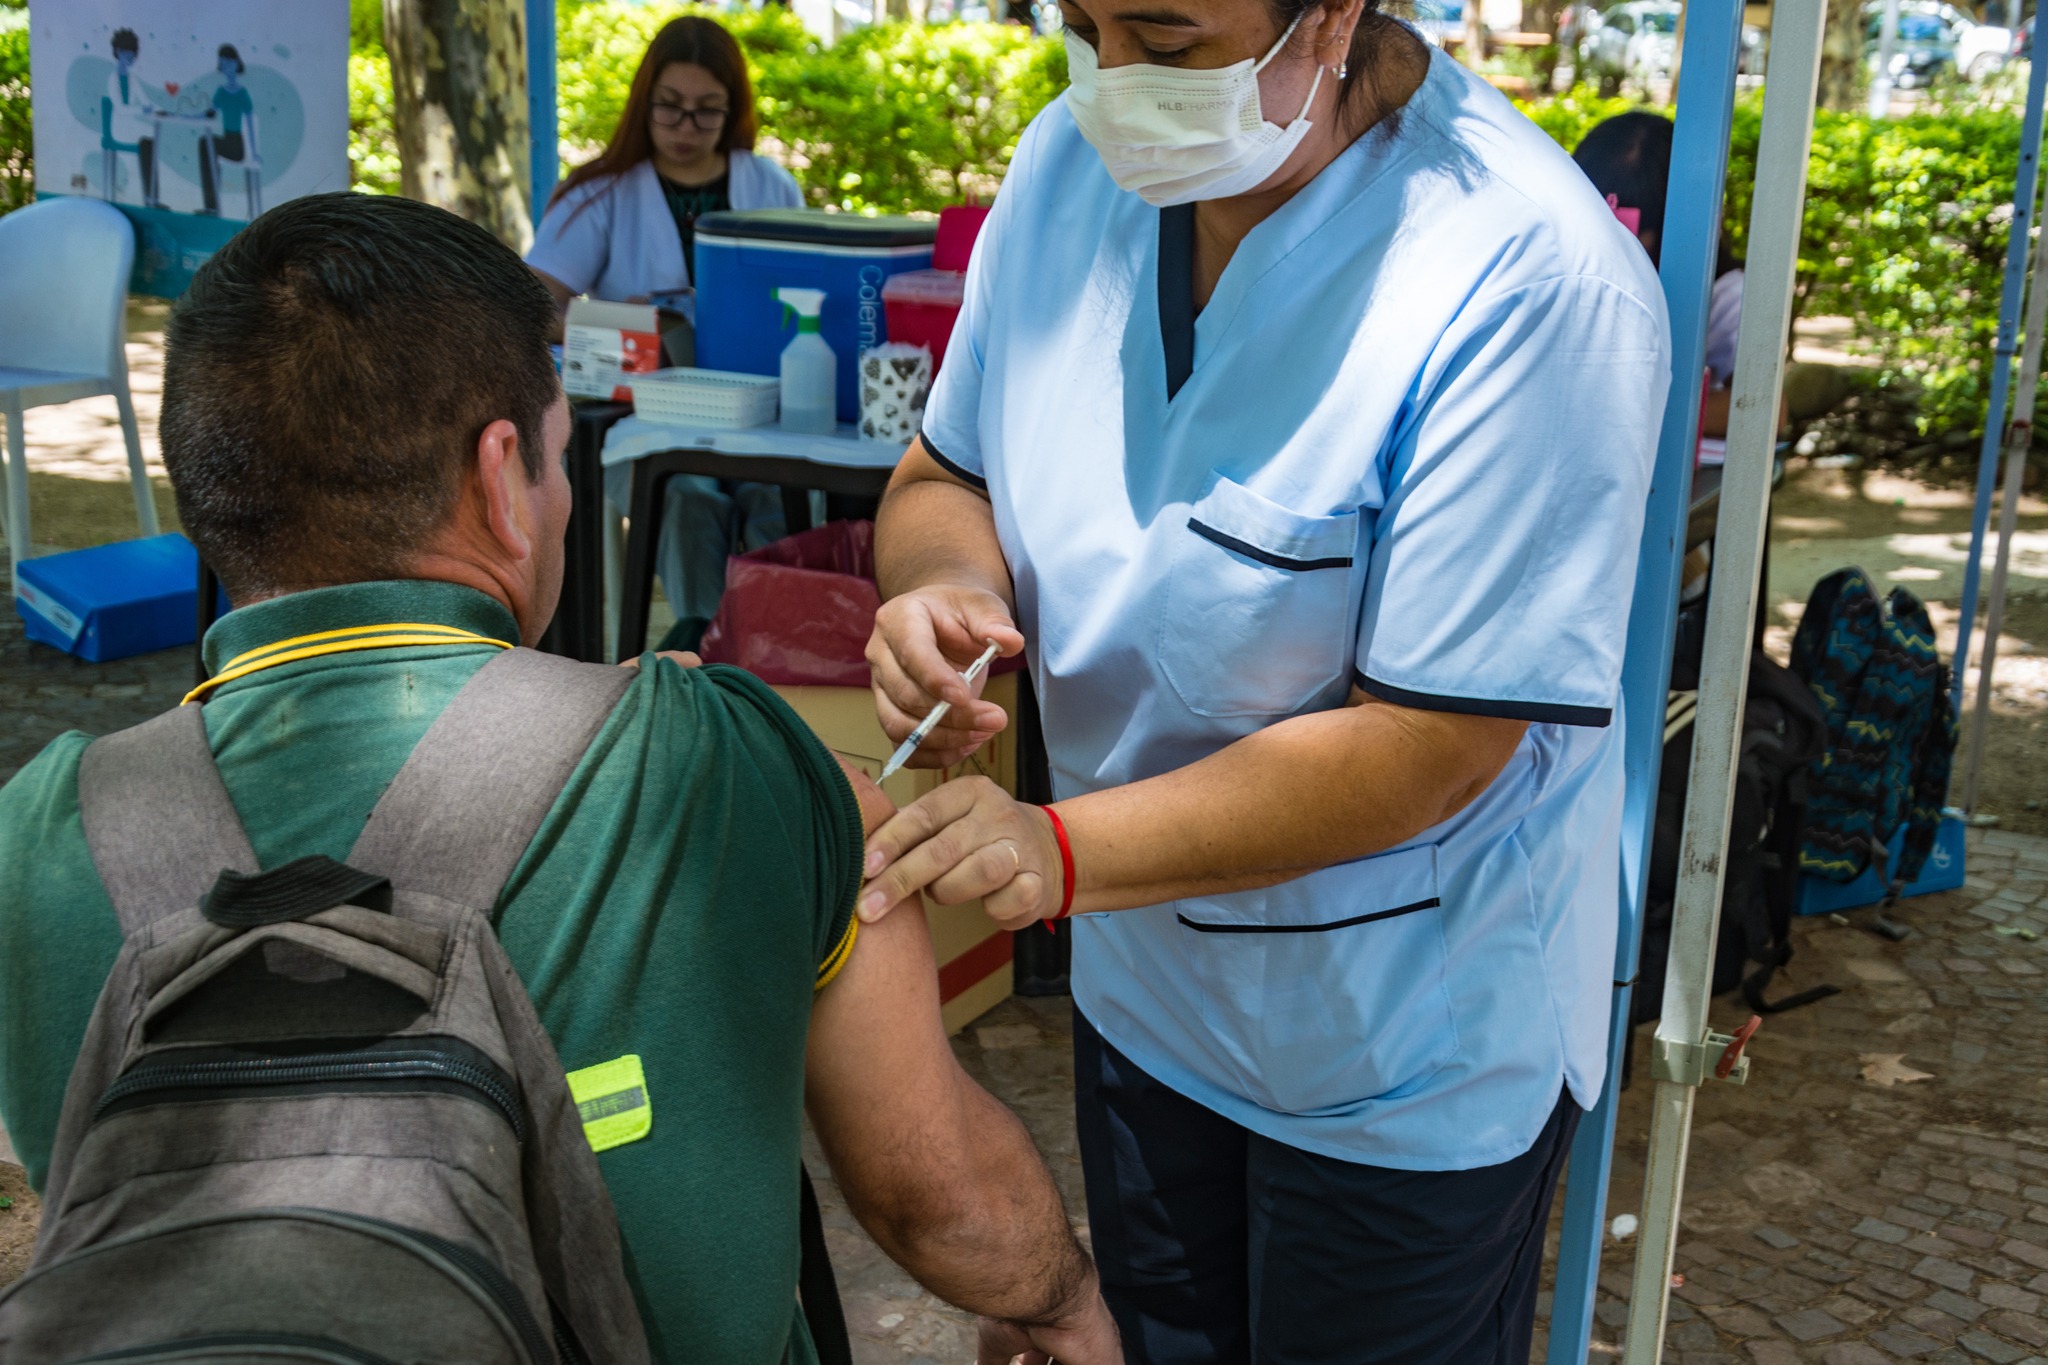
93, 1045, 524, 1141
352, 1216, 556, 1365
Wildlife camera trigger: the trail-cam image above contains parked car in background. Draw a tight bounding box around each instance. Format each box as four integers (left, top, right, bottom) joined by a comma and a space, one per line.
2010, 12, 2031, 61
1578, 0, 1678, 92
1862, 1, 2011, 80
1866, 7, 1957, 88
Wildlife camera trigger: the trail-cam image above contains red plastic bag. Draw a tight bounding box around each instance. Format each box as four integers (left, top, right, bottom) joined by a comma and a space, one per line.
699, 519, 1026, 688
699, 521, 881, 687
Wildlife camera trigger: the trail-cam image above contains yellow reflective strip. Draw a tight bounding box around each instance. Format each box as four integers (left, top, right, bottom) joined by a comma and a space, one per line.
814, 916, 859, 992
184, 633, 511, 704
214, 622, 491, 674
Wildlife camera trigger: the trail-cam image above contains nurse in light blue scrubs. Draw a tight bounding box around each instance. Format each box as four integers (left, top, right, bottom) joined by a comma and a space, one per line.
857, 0, 1671, 1358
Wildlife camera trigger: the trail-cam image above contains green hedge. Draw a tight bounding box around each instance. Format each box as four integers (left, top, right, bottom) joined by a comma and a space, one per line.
0, 23, 29, 215
352, 3, 1064, 214
1720, 98, 2030, 441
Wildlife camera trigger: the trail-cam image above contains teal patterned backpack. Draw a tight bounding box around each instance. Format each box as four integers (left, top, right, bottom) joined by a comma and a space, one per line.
1789, 567, 1957, 897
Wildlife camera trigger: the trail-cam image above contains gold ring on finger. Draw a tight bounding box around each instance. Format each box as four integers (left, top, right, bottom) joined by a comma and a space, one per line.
999, 840, 1021, 878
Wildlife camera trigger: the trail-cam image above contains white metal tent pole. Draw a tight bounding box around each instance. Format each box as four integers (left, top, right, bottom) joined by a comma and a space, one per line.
1545, 3, 1746, 1358
1620, 0, 1827, 1356
1961, 217, 2048, 811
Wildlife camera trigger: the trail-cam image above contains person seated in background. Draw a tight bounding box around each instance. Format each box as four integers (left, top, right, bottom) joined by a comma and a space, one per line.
1573, 111, 1824, 442
0, 192, 1119, 1365
1573, 111, 1746, 439
527, 15, 800, 656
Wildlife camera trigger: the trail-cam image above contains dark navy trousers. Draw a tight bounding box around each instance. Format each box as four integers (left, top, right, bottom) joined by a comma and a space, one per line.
1074, 1010, 1581, 1365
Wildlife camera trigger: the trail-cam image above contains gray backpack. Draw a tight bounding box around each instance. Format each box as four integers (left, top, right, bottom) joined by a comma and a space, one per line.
0, 649, 651, 1365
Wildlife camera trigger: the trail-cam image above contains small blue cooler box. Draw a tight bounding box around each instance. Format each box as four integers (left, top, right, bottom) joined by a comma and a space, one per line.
14, 533, 204, 662
694, 210, 937, 422
1796, 811, 1967, 915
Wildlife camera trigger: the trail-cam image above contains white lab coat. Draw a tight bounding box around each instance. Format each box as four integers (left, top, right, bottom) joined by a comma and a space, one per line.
526, 152, 803, 302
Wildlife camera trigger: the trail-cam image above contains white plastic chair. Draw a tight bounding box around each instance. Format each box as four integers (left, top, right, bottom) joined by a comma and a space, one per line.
0, 197, 157, 578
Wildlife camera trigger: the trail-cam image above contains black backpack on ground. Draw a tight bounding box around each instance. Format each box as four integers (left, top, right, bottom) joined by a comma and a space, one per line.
1633, 654, 1835, 1035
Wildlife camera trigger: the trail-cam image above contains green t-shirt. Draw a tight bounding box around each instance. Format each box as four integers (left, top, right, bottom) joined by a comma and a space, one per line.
0, 580, 864, 1363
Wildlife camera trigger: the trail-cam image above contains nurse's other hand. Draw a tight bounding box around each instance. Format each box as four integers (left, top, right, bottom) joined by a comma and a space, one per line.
868, 585, 1026, 767
858, 777, 1062, 929
975, 1291, 1123, 1365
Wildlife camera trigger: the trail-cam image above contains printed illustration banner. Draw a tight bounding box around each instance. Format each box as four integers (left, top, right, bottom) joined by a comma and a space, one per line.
29, 0, 349, 296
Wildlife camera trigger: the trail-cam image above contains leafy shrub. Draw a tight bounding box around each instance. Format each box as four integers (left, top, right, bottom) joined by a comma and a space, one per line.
756, 20, 1065, 211
0, 24, 28, 214
349, 50, 401, 196
1723, 96, 2028, 443
1512, 85, 1642, 160
354, 3, 1062, 214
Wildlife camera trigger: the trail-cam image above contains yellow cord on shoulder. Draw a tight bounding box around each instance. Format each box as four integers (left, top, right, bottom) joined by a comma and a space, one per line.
184, 625, 511, 705
814, 915, 860, 992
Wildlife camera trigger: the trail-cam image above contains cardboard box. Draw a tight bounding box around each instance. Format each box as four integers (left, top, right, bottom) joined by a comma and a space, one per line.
562, 298, 661, 401
774, 672, 1018, 1034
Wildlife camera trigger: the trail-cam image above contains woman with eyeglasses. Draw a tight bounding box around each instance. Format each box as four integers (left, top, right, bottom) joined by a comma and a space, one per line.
529, 15, 801, 323
527, 15, 803, 653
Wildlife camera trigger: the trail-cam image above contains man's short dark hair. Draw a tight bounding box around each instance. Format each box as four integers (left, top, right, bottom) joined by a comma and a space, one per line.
111, 28, 139, 56
160, 193, 560, 598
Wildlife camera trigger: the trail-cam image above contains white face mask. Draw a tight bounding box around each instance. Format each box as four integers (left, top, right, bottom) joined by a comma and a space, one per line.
1064, 12, 1326, 207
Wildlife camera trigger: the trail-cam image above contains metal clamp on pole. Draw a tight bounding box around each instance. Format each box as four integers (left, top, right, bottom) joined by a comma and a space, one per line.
1650, 1015, 1761, 1087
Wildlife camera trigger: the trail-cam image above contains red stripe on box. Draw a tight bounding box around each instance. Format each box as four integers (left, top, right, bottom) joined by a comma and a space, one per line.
939, 931, 1014, 1003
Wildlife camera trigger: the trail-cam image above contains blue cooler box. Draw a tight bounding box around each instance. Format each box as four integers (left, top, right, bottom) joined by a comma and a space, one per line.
694, 210, 937, 422
1796, 811, 1967, 915
14, 533, 204, 662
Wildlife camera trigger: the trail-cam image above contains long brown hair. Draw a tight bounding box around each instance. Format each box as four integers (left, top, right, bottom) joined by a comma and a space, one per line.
552, 16, 759, 207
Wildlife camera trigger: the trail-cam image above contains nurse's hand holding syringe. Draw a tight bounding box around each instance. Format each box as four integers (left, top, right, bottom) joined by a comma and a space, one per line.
867, 581, 1025, 770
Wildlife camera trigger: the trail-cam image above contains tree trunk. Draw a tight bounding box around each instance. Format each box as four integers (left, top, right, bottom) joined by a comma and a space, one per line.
1463, 0, 1488, 69
1527, 0, 1562, 89
1817, 0, 1867, 110
383, 0, 533, 251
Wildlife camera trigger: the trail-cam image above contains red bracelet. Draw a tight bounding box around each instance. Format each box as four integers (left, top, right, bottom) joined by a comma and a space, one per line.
1040, 803, 1076, 931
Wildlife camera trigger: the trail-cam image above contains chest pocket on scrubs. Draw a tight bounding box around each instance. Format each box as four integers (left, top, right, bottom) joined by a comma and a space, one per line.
1159, 476, 1360, 718
1178, 843, 1455, 1114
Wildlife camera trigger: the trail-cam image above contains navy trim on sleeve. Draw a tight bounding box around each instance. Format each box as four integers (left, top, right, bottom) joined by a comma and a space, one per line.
919, 428, 987, 491
1178, 897, 1441, 933
1357, 672, 1613, 728
1189, 520, 1353, 572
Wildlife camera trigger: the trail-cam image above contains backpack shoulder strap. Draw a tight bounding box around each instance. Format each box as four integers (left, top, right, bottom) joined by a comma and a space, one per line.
76, 704, 259, 936
348, 648, 633, 908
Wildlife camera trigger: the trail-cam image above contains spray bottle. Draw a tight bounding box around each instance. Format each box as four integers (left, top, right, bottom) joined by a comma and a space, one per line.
775, 287, 836, 435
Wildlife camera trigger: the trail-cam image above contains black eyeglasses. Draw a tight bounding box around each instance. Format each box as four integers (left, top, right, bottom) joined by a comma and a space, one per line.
651, 103, 729, 131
